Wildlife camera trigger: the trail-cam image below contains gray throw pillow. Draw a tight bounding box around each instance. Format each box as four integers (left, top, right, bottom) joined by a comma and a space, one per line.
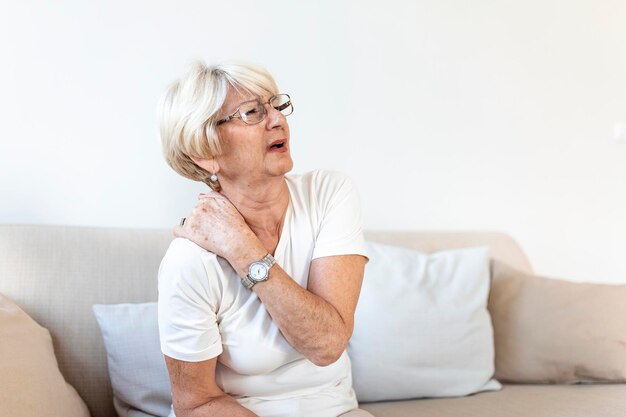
92, 302, 171, 417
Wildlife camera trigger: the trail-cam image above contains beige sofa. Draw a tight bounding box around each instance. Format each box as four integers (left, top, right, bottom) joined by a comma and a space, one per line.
2, 224, 626, 417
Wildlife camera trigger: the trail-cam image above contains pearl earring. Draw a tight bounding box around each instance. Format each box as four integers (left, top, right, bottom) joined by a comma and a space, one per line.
210, 173, 218, 183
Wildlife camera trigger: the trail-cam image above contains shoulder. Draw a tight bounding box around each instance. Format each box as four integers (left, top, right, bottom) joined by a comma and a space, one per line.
297, 169, 353, 185
162, 237, 216, 267
287, 170, 356, 196
159, 238, 221, 287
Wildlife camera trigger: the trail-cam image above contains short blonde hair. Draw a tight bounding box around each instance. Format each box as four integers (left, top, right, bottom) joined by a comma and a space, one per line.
158, 60, 279, 190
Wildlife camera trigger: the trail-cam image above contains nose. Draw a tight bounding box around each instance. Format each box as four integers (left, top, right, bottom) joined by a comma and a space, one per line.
264, 103, 286, 130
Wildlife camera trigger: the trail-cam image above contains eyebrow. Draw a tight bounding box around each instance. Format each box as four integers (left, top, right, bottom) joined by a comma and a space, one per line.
224, 96, 264, 116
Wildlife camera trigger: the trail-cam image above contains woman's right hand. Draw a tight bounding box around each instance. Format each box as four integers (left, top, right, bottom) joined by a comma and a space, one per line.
173, 192, 265, 272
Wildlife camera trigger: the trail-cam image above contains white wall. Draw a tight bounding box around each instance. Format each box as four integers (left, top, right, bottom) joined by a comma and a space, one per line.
1, 0, 625, 283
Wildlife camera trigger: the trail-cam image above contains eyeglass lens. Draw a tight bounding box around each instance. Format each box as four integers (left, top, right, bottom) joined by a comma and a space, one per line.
240, 94, 293, 124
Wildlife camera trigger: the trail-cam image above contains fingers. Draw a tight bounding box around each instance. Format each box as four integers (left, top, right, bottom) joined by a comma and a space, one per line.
198, 191, 219, 200
199, 190, 229, 200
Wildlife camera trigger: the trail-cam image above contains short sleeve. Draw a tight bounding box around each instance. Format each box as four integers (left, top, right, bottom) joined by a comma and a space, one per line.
157, 238, 223, 362
311, 171, 369, 261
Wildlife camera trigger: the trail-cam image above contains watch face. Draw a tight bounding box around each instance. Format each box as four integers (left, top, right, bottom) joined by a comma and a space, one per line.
249, 262, 269, 281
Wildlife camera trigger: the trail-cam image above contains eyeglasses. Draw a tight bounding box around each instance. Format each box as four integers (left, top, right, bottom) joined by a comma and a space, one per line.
216, 93, 293, 126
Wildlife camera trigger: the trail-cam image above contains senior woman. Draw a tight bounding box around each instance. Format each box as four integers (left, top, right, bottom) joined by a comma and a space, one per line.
157, 61, 371, 417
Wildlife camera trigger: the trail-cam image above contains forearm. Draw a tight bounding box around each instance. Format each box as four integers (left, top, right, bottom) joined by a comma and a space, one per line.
177, 394, 258, 417
255, 266, 350, 365
230, 247, 350, 366
226, 237, 354, 366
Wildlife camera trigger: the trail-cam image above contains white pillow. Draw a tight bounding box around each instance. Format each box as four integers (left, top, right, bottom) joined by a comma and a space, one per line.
348, 242, 501, 402
92, 302, 171, 417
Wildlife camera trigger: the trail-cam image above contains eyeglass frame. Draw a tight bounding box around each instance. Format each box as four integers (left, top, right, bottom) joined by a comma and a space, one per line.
215, 93, 293, 126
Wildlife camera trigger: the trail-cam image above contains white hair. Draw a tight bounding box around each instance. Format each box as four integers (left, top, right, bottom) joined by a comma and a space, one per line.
158, 60, 279, 190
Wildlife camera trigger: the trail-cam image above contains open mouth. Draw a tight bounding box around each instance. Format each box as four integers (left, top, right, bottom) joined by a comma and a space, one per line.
268, 140, 287, 151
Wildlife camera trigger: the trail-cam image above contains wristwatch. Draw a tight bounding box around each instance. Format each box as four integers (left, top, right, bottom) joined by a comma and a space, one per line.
241, 253, 276, 289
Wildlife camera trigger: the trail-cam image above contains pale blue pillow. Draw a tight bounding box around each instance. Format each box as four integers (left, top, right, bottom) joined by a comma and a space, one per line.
92, 302, 171, 417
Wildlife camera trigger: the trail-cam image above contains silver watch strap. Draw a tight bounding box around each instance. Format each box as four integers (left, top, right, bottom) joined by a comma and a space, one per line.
261, 253, 276, 269
241, 274, 256, 289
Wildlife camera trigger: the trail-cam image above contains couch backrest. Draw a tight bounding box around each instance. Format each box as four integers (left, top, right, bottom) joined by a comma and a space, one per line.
0, 224, 532, 417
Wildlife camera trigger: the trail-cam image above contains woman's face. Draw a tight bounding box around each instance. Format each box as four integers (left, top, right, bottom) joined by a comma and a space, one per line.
215, 86, 293, 186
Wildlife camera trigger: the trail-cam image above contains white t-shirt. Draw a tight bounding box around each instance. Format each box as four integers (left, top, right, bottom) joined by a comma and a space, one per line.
158, 170, 368, 417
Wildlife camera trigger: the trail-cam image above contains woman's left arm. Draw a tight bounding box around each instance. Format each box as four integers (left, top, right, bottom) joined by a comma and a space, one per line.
174, 190, 367, 366
233, 251, 367, 367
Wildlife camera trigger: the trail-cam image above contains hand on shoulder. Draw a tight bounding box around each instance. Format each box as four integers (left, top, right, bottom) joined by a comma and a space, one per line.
174, 192, 259, 263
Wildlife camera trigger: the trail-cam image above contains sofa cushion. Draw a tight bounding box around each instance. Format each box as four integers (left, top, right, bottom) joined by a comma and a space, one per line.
348, 242, 500, 402
489, 260, 626, 383
92, 302, 171, 417
0, 293, 90, 417
360, 384, 626, 417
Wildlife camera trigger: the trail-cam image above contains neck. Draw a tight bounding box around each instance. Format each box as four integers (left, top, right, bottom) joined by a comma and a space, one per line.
219, 175, 289, 237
